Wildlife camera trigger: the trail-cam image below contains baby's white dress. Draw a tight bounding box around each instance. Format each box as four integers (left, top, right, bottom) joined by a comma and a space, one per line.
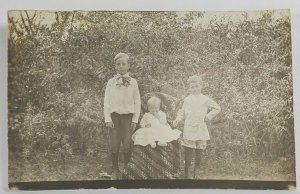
132, 111, 181, 146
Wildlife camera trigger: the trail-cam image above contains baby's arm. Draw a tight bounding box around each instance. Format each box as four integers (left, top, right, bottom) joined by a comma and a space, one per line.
205, 98, 221, 121
159, 111, 168, 125
140, 114, 151, 128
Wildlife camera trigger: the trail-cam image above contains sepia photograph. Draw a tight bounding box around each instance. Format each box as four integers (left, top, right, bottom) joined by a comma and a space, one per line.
7, 9, 295, 189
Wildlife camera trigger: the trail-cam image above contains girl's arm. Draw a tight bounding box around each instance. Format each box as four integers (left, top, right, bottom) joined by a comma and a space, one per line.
205, 98, 221, 121
174, 100, 186, 124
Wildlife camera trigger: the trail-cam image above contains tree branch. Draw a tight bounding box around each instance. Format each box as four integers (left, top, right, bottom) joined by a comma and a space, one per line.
20, 12, 31, 35
25, 11, 34, 35
8, 16, 23, 37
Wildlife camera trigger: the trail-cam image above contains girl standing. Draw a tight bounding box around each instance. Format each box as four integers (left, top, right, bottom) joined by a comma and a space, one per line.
174, 75, 221, 179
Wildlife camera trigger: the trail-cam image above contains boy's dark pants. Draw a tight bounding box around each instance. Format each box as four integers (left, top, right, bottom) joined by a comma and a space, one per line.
109, 113, 133, 173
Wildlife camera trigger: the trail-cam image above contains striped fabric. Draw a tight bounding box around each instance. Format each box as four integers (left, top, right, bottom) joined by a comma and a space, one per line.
122, 140, 181, 179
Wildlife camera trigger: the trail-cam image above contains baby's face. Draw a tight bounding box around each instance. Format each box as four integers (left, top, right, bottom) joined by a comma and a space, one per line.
148, 103, 160, 114
189, 82, 202, 95
115, 58, 129, 75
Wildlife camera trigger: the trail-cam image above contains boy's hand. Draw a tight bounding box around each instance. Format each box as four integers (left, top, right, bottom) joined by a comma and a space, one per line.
131, 122, 137, 130
106, 122, 114, 129
145, 123, 151, 128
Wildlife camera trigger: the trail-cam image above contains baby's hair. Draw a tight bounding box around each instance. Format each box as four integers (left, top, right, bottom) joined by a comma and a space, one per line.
147, 96, 161, 107
187, 75, 203, 85
114, 53, 129, 62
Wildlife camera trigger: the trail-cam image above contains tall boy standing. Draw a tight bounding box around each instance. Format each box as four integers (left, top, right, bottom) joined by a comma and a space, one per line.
104, 53, 141, 179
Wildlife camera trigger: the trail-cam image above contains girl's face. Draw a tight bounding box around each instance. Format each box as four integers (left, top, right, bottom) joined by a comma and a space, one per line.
115, 58, 129, 75
148, 103, 160, 114
189, 82, 202, 95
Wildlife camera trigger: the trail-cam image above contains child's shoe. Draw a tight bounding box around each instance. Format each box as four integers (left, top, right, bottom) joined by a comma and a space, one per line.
157, 141, 167, 147
111, 169, 119, 180
172, 170, 182, 179
194, 167, 201, 179
150, 142, 156, 148
184, 166, 193, 179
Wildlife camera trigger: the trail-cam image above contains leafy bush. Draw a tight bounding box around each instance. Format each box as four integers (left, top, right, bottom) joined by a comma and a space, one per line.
8, 10, 294, 180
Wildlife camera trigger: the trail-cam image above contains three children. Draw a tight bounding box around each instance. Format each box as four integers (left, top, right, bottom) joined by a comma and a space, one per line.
104, 53, 220, 179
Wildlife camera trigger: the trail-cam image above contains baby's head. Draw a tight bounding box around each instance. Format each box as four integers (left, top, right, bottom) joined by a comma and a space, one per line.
187, 75, 203, 95
114, 53, 130, 75
147, 96, 161, 114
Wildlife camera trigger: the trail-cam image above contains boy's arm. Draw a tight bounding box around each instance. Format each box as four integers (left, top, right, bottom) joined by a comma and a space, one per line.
104, 80, 112, 123
132, 80, 141, 123
205, 98, 221, 121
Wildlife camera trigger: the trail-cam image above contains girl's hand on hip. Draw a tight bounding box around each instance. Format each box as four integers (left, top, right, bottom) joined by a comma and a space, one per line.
106, 122, 114, 129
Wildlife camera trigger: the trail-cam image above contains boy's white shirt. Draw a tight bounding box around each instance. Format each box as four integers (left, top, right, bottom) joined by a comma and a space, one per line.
176, 93, 221, 140
104, 73, 141, 123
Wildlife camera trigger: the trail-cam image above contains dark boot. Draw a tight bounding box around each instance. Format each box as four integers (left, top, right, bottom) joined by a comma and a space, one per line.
124, 152, 131, 167
194, 149, 202, 179
111, 153, 119, 180
184, 147, 193, 179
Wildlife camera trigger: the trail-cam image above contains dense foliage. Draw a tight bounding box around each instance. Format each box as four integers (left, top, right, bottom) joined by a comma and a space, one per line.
8, 10, 294, 181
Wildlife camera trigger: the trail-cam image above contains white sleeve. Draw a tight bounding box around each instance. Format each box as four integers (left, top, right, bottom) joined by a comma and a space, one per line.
205, 97, 221, 121
175, 100, 186, 122
132, 79, 141, 123
104, 80, 112, 123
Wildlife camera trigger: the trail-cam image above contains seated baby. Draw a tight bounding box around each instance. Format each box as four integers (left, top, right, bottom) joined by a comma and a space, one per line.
132, 96, 182, 148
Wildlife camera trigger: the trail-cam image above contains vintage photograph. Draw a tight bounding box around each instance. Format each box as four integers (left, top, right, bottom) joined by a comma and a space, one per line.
8, 9, 295, 189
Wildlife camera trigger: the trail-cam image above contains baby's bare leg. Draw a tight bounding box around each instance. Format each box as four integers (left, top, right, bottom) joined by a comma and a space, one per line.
157, 141, 167, 146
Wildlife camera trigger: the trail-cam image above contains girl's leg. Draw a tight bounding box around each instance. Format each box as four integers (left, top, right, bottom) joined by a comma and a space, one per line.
195, 149, 202, 167
184, 147, 193, 178
194, 149, 202, 179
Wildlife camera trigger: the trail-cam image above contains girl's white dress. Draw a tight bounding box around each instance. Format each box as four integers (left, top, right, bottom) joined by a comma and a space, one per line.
132, 111, 181, 146
176, 93, 221, 149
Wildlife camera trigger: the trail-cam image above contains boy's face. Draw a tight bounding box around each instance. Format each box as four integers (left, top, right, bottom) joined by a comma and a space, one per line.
148, 103, 160, 114
115, 58, 129, 75
189, 82, 202, 95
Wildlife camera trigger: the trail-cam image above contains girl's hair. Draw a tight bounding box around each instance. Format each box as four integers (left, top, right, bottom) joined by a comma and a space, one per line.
147, 96, 161, 107
187, 75, 203, 85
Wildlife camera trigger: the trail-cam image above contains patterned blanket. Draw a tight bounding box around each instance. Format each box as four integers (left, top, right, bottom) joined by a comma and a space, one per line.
122, 140, 181, 179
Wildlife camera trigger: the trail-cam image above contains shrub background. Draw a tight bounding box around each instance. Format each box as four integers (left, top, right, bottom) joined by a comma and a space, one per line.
8, 10, 295, 181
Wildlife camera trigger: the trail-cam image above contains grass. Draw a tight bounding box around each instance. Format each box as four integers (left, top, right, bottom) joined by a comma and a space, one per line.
9, 147, 295, 182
